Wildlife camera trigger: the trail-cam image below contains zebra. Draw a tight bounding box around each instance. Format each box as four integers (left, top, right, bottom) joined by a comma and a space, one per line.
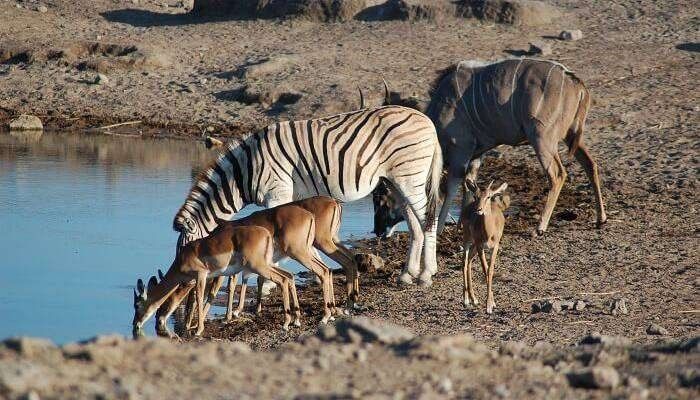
174, 105, 443, 286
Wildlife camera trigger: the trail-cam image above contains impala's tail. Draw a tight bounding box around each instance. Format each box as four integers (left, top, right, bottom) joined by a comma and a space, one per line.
424, 139, 443, 230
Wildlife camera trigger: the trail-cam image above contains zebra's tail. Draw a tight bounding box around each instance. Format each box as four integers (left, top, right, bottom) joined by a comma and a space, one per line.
424, 139, 443, 230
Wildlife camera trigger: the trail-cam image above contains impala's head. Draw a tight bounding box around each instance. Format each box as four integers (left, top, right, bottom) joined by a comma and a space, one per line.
372, 179, 405, 238
463, 180, 509, 216
132, 275, 158, 337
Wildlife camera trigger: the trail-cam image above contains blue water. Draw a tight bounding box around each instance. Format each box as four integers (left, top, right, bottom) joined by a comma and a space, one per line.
0, 131, 377, 343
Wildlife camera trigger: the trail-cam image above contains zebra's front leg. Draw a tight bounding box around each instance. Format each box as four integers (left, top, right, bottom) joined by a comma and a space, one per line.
398, 203, 424, 285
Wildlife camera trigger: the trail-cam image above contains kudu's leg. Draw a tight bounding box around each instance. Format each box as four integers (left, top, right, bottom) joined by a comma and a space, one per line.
532, 136, 567, 235
438, 167, 464, 232
485, 244, 499, 314
462, 245, 479, 306
573, 144, 607, 227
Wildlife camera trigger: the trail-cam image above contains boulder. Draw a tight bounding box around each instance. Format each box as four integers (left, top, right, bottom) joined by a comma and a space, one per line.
528, 40, 553, 56
567, 366, 620, 389
462, 0, 561, 27
335, 317, 415, 344
8, 115, 43, 131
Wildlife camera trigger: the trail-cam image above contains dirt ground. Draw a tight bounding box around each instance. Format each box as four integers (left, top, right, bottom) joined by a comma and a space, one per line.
1, 0, 698, 398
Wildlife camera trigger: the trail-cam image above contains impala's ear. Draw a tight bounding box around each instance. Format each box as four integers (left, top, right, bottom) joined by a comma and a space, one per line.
463, 179, 479, 196
157, 269, 165, 281
147, 276, 158, 294
136, 278, 145, 295
133, 288, 138, 303
493, 182, 508, 195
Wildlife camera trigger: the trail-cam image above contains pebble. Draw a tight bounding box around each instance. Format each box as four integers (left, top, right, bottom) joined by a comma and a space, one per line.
567, 366, 621, 389
559, 29, 583, 41
574, 300, 587, 311
335, 317, 415, 345
646, 323, 668, 335
37, 5, 48, 13
437, 377, 453, 394
610, 299, 629, 315
579, 333, 631, 348
8, 115, 43, 131
94, 73, 109, 85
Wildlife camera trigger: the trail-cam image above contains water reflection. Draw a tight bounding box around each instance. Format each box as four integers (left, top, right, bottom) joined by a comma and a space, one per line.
0, 131, 376, 343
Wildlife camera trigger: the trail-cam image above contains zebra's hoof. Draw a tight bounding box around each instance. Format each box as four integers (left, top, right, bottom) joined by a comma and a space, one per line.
418, 275, 433, 288
398, 273, 414, 285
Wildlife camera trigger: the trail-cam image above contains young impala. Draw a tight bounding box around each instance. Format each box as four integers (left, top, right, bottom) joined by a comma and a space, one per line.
132, 224, 298, 337
461, 180, 510, 314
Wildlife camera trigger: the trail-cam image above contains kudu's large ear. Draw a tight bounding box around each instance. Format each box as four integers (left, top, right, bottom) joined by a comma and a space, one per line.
157, 269, 165, 281
358, 86, 365, 109
382, 78, 391, 105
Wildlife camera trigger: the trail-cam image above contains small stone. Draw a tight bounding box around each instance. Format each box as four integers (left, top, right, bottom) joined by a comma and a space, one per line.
259, 279, 276, 297
574, 300, 587, 311
37, 5, 48, 13
540, 299, 562, 313
646, 323, 668, 336
493, 384, 510, 398
559, 29, 583, 41
437, 377, 453, 394
579, 333, 631, 348
94, 73, 109, 85
610, 299, 628, 315
132, 0, 139, 4
2, 337, 55, 356
499, 340, 526, 357
560, 300, 576, 310
204, 136, 224, 148
205, 125, 215, 133
353, 348, 368, 363
316, 324, 337, 341
8, 115, 43, 131
567, 366, 620, 389
21, 391, 40, 400
528, 40, 553, 56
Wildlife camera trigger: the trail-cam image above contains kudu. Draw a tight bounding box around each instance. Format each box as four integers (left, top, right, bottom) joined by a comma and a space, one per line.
461, 180, 509, 314
373, 59, 607, 237
132, 225, 299, 337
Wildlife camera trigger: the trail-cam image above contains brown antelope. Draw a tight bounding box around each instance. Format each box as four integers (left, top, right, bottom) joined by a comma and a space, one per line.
228, 196, 359, 320
153, 198, 353, 337
461, 179, 509, 314
132, 225, 299, 337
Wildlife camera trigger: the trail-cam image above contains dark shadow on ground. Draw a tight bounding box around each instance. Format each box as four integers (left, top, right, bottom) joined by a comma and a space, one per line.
676, 42, 699, 53
101, 9, 255, 27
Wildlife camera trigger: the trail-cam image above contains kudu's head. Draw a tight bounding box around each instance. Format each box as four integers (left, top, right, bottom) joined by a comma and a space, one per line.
463, 180, 509, 217
132, 275, 158, 337
372, 179, 405, 238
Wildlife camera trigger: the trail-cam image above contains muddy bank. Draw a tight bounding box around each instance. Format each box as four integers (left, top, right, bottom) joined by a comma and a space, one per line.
1, 319, 698, 399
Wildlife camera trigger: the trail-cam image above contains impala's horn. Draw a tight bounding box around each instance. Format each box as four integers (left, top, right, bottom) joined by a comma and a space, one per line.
382, 78, 391, 105
358, 86, 365, 109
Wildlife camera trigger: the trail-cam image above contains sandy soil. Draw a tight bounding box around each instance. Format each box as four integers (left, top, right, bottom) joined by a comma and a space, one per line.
0, 0, 698, 398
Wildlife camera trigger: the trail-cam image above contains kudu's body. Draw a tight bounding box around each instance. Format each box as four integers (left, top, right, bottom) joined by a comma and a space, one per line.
132, 225, 298, 337
373, 58, 606, 236
461, 180, 509, 314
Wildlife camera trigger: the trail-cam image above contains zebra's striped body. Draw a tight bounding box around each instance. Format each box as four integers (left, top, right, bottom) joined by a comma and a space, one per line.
175, 105, 442, 285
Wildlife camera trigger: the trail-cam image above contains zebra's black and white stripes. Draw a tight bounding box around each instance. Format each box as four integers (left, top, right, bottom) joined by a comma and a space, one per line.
174, 105, 442, 285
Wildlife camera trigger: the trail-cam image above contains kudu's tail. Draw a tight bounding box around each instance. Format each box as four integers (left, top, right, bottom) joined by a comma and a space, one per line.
566, 77, 591, 158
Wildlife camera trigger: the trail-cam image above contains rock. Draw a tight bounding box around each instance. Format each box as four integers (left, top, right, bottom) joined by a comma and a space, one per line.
37, 5, 48, 13
463, 0, 561, 27
403, 334, 488, 362
193, 0, 368, 22
244, 55, 298, 79
437, 377, 453, 394
560, 300, 576, 310
378, 0, 456, 22
94, 73, 109, 85
560, 29, 583, 41
8, 115, 43, 131
2, 337, 55, 356
81, 334, 126, 346
316, 324, 337, 341
528, 40, 553, 56
259, 279, 277, 297
335, 317, 415, 345
610, 299, 628, 315
499, 340, 526, 357
574, 300, 587, 311
354, 252, 384, 273
21, 391, 41, 400
579, 333, 631, 348
567, 366, 621, 389
646, 323, 668, 336
534, 299, 562, 313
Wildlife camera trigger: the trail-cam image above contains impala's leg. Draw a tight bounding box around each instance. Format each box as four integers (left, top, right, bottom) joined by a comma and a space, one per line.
261, 268, 292, 330
194, 271, 208, 336
317, 239, 359, 309
531, 133, 567, 235
574, 143, 607, 227
276, 268, 301, 326
156, 282, 194, 337
201, 276, 225, 320
226, 273, 240, 321
485, 244, 499, 314
476, 247, 490, 313
233, 276, 249, 318
296, 254, 333, 324
255, 275, 264, 315
462, 245, 479, 306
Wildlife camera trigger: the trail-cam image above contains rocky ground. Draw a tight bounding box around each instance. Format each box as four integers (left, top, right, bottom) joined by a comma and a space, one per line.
1, 0, 698, 398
